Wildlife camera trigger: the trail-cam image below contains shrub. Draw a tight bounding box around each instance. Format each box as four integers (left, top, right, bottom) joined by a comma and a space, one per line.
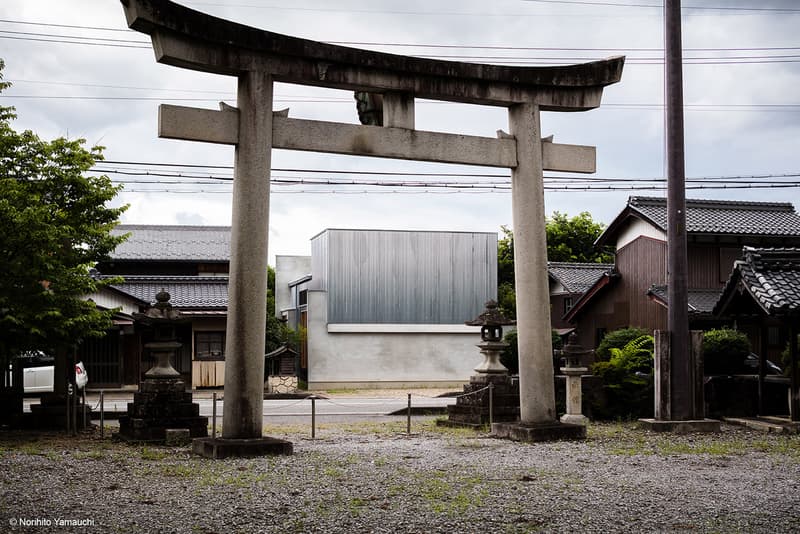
500, 331, 519, 374
590, 334, 654, 420
499, 330, 563, 375
702, 328, 750, 375
595, 327, 649, 362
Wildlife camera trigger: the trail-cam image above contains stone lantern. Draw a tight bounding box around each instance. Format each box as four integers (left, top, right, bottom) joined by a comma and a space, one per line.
556, 332, 591, 425
465, 300, 515, 374
117, 290, 208, 444
439, 300, 520, 428
137, 289, 182, 378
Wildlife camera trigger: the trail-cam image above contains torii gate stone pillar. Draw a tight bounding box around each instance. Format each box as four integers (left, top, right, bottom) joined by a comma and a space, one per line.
121, 0, 623, 454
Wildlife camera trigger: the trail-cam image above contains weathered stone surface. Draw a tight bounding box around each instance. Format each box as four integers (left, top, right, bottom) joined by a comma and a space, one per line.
441, 374, 520, 427
164, 428, 191, 446
491, 421, 586, 442
638, 418, 720, 433
192, 437, 293, 459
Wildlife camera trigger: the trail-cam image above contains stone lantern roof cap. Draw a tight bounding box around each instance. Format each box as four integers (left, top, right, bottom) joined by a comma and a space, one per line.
465, 300, 516, 327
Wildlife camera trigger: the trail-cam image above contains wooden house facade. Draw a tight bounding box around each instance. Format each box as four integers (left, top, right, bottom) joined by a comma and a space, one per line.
82, 225, 232, 389
565, 197, 800, 353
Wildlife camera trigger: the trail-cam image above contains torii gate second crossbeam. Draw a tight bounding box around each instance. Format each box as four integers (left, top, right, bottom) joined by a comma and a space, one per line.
121, 0, 624, 455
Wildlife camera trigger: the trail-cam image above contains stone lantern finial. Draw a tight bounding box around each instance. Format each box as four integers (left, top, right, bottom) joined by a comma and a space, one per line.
465, 300, 516, 374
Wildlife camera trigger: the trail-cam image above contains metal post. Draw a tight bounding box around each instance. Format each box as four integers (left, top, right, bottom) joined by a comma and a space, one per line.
311, 396, 316, 439
665, 0, 692, 421
488, 383, 494, 428
789, 319, 800, 422
100, 390, 105, 438
212, 392, 217, 440
407, 393, 412, 435
66, 383, 71, 434
82, 390, 87, 431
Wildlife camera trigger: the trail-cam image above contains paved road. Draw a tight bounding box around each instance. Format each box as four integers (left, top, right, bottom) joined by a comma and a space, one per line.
23, 395, 455, 424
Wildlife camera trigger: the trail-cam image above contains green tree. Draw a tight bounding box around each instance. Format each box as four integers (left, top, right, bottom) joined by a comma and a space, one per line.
497, 211, 611, 318
0, 60, 127, 376
545, 211, 613, 264
265, 265, 303, 354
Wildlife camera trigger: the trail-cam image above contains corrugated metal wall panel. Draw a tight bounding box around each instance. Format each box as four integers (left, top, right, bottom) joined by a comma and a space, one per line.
324, 229, 496, 324
310, 231, 329, 291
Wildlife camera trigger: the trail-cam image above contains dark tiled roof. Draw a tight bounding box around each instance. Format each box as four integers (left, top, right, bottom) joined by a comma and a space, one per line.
647, 285, 721, 315
111, 225, 231, 262
108, 275, 229, 309
714, 247, 800, 316
631, 196, 800, 236
597, 196, 800, 246
548, 262, 615, 294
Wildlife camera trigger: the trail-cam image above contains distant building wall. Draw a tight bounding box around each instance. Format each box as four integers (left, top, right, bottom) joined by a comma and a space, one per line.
275, 255, 312, 317
306, 291, 479, 389
312, 229, 497, 324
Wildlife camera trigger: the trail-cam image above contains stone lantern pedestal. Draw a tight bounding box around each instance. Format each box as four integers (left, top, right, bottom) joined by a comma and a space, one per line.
557, 333, 591, 426
440, 301, 520, 428
116, 291, 208, 444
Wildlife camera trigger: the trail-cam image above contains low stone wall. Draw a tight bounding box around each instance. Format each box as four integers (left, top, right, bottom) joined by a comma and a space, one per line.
267, 375, 298, 394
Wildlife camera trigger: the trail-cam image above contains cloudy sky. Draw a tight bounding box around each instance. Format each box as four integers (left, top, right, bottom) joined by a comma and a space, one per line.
1, 0, 798, 263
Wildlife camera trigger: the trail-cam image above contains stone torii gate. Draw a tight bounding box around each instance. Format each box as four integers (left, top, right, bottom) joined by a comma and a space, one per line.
121, 0, 623, 454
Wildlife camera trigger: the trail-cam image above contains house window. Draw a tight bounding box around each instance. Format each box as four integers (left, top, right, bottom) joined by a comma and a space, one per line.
195, 331, 225, 361
299, 289, 308, 307
563, 297, 574, 315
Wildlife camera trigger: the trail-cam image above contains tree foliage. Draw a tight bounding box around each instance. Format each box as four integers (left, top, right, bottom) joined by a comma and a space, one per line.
497, 212, 611, 318
595, 327, 650, 362
265, 265, 303, 354
0, 60, 127, 364
545, 211, 613, 264
702, 328, 751, 375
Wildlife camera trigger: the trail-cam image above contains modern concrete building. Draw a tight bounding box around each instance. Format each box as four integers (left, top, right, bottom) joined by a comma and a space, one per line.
276, 229, 497, 389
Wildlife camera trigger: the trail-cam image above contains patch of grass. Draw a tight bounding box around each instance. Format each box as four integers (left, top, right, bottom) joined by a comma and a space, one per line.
160, 464, 194, 477
323, 467, 343, 479
347, 497, 367, 516
416, 471, 486, 516
74, 450, 105, 460
140, 447, 168, 461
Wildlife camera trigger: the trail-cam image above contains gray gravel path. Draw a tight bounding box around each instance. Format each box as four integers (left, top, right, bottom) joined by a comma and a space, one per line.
1, 420, 798, 533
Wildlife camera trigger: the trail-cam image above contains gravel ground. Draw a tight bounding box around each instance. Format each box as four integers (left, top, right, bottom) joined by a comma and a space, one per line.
1, 420, 798, 533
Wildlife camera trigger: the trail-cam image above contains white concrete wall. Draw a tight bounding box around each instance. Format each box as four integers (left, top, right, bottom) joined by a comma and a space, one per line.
306, 290, 481, 389
616, 218, 666, 250
275, 255, 311, 316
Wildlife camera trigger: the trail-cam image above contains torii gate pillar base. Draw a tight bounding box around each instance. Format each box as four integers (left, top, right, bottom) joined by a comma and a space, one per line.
638, 419, 720, 434
492, 421, 586, 443
192, 437, 293, 459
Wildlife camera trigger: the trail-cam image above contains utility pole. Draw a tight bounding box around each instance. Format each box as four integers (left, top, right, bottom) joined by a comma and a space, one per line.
665, 0, 692, 421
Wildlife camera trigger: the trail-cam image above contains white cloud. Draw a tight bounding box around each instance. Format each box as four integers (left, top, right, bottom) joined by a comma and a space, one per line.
1, 0, 798, 264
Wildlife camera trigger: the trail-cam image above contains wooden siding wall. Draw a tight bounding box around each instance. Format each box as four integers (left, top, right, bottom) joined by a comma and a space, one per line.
687, 245, 741, 288
550, 294, 577, 329
573, 236, 668, 349
322, 230, 497, 324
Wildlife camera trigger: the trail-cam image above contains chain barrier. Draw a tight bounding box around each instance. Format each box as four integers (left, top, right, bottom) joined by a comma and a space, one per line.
411, 384, 490, 401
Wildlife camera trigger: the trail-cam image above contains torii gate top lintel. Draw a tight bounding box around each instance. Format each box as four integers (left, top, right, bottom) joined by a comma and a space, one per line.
121, 0, 624, 110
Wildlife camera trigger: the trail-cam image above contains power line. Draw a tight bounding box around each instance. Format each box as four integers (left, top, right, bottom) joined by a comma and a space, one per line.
4, 94, 799, 111
188, 1, 800, 15
3, 26, 800, 65
5, 30, 799, 64
520, 0, 800, 12
3, 20, 798, 53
